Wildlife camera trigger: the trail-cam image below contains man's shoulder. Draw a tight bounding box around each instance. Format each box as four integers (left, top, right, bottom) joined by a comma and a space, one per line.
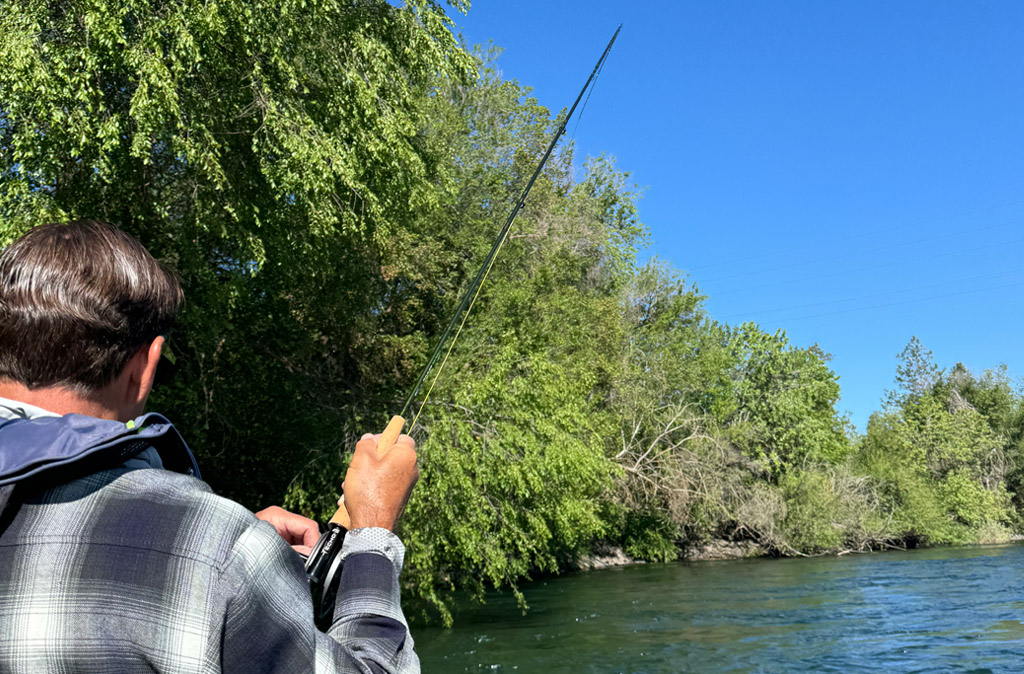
15, 467, 260, 570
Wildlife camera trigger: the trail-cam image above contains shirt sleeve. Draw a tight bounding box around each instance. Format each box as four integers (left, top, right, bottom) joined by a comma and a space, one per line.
216, 520, 420, 674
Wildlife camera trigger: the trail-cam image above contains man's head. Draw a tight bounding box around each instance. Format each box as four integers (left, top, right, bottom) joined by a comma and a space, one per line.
0, 220, 182, 419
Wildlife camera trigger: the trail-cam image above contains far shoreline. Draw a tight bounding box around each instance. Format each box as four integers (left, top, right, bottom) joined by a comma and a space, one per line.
572, 535, 1024, 571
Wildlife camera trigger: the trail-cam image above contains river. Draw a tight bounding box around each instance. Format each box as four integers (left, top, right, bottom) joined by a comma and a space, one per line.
414, 543, 1024, 672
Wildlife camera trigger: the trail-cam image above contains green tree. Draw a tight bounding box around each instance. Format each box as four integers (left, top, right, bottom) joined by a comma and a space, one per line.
606, 263, 731, 559
884, 335, 942, 410
860, 341, 1013, 544
724, 324, 851, 475
1, 0, 471, 505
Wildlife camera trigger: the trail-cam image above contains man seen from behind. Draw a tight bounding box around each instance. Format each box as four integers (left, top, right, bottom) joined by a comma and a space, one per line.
0, 219, 420, 673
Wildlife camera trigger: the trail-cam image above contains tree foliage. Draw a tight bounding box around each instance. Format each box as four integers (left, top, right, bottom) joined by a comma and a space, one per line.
1, 0, 472, 505
859, 339, 1016, 545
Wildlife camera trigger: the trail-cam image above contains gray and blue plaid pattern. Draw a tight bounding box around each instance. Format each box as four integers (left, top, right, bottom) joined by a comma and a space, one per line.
0, 466, 419, 673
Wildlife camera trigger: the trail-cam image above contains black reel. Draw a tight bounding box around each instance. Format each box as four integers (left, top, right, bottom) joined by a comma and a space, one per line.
303, 523, 347, 630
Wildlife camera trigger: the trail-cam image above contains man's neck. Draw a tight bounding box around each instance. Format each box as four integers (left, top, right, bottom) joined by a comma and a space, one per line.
0, 380, 122, 420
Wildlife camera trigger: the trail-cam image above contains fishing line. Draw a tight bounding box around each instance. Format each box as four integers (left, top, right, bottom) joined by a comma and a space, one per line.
399, 25, 623, 430
569, 48, 608, 143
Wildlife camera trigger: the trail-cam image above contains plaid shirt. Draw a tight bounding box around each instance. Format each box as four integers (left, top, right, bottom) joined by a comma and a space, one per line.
0, 403, 419, 673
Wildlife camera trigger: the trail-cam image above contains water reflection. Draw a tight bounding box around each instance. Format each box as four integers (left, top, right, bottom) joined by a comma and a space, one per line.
415, 543, 1024, 673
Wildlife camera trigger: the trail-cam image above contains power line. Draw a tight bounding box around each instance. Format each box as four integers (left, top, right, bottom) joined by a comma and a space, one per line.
721, 277, 1024, 326
684, 196, 1024, 275
719, 268, 1024, 322
708, 233, 1024, 299
697, 215, 1024, 286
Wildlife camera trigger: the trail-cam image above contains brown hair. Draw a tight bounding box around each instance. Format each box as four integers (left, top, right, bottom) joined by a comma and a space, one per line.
0, 220, 183, 392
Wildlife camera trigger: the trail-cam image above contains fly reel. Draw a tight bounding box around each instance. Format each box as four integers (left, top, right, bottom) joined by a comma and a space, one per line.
303, 523, 346, 629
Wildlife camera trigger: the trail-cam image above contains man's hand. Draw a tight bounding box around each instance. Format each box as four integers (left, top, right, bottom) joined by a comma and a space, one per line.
255, 506, 321, 556
341, 432, 418, 531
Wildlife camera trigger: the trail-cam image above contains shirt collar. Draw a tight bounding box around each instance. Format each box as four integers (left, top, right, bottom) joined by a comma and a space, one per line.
0, 396, 61, 421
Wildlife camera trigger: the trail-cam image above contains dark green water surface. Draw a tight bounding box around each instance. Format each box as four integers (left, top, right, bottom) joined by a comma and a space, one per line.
413, 543, 1024, 673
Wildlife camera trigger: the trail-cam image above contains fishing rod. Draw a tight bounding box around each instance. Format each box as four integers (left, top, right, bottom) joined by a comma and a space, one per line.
304, 25, 622, 627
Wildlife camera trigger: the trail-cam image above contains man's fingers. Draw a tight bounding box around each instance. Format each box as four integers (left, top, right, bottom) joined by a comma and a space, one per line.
302, 523, 321, 548
352, 433, 413, 461
281, 514, 319, 544
255, 506, 320, 549
353, 435, 378, 462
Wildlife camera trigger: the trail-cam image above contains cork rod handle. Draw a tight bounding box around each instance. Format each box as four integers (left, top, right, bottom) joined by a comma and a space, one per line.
328, 415, 405, 530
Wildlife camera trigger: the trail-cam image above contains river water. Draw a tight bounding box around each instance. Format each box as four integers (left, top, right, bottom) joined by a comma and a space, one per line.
414, 543, 1024, 673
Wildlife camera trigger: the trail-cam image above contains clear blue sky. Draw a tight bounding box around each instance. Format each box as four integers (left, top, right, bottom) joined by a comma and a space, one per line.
449, 1, 1024, 432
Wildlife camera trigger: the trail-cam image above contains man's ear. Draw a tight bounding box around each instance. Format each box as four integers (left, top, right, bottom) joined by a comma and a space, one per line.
124, 336, 164, 410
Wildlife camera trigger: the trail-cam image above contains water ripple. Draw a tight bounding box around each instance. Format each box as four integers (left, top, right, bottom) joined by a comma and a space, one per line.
416, 543, 1024, 673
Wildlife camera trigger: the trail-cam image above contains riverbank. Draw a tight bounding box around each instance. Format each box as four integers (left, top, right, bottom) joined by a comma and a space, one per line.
574, 539, 767, 570
574, 533, 1024, 571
